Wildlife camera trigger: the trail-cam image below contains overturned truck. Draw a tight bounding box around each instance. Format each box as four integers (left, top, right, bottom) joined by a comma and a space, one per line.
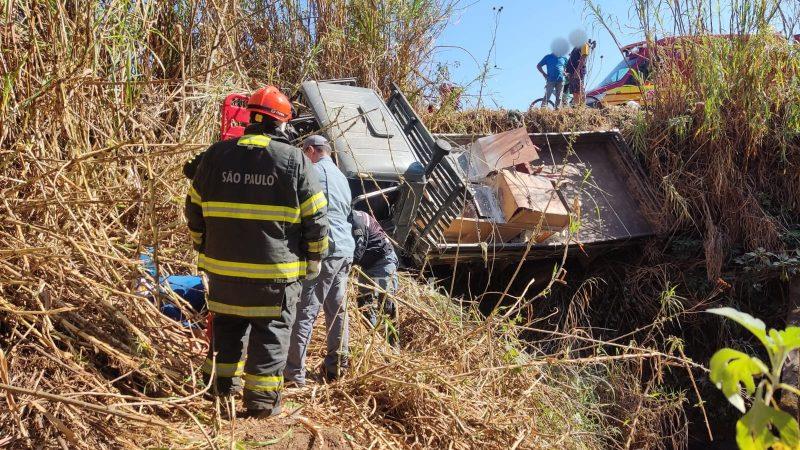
220, 79, 657, 272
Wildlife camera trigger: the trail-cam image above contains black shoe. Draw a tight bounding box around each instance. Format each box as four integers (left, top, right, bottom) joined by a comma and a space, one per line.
322, 367, 346, 383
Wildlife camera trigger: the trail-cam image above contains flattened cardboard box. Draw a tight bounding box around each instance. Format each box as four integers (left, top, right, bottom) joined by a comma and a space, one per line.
491, 169, 570, 229
538, 163, 585, 214
443, 217, 554, 244
444, 217, 517, 243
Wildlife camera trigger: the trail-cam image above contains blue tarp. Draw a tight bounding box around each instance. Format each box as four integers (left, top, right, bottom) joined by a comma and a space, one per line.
139, 250, 206, 325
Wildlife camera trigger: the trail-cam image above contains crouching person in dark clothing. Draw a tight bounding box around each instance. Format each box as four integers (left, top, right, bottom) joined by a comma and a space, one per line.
351, 210, 399, 346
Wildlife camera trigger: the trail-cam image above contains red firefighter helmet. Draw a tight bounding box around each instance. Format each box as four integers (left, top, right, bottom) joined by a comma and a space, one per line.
247, 86, 292, 122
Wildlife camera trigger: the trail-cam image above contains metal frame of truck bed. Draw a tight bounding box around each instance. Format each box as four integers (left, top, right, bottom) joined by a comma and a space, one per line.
409, 131, 659, 266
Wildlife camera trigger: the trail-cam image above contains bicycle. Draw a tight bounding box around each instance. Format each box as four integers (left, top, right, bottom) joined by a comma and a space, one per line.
529, 97, 556, 109
529, 87, 571, 110
529, 93, 601, 110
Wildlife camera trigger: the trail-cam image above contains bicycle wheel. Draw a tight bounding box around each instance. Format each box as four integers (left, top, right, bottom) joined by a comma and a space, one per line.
529, 98, 555, 110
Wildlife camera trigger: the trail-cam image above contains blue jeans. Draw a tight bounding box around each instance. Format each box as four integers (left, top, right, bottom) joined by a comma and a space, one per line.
543, 81, 564, 108
285, 257, 352, 383
356, 256, 399, 345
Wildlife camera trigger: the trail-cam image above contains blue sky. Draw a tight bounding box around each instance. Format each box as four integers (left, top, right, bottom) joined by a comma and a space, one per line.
434, 1, 643, 110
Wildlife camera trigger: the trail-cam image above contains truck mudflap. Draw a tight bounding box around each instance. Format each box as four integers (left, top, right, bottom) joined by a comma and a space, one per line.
421, 130, 659, 265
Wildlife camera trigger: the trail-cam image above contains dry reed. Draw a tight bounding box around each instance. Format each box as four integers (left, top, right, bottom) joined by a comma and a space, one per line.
0, 1, 695, 448
602, 0, 800, 280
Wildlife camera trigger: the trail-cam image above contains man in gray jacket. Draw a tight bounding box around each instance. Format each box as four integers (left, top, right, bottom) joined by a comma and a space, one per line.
285, 135, 355, 384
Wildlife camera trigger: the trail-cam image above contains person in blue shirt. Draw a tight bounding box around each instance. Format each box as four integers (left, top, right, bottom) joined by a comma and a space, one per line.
536, 38, 570, 109
286, 134, 356, 385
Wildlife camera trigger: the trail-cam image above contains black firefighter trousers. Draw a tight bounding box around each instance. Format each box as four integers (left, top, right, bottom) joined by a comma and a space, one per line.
203, 281, 300, 412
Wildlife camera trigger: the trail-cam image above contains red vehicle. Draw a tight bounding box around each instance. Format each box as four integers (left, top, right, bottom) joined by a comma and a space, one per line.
587, 33, 800, 108
219, 93, 250, 140
585, 40, 654, 108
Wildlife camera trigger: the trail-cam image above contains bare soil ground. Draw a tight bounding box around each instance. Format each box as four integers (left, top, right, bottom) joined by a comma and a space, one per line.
184, 383, 353, 450
221, 414, 350, 450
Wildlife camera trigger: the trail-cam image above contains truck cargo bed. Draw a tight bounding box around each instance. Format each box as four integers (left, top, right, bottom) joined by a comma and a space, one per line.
417, 131, 657, 265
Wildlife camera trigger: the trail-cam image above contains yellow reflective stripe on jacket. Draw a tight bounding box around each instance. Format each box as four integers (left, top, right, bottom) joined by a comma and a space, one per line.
300, 191, 327, 217
202, 201, 301, 224
188, 186, 202, 206
244, 373, 283, 392
201, 359, 244, 377
189, 230, 203, 244
198, 254, 307, 279
237, 134, 272, 148
307, 236, 329, 253
207, 300, 282, 318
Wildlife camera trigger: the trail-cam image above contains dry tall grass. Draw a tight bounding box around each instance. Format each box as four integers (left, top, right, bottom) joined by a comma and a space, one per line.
604, 0, 800, 280
422, 105, 640, 135
291, 275, 663, 449
0, 1, 687, 449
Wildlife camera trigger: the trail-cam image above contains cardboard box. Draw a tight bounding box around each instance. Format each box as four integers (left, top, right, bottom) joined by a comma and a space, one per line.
443, 217, 555, 244
443, 217, 522, 243
491, 169, 570, 229
461, 127, 540, 181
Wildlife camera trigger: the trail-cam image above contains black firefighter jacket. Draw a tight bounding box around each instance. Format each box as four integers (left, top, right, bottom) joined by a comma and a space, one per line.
185, 132, 329, 317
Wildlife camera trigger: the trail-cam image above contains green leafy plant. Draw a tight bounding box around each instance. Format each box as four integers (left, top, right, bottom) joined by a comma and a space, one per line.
709, 307, 800, 449
735, 248, 800, 281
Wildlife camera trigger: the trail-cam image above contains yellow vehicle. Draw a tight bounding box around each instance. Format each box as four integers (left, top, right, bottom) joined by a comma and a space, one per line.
586, 40, 655, 108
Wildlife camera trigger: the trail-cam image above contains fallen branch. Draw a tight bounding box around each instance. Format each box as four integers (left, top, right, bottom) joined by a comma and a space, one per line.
0, 383, 172, 428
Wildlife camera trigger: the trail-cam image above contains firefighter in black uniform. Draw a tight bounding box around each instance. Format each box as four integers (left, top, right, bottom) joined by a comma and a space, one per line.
185, 85, 329, 418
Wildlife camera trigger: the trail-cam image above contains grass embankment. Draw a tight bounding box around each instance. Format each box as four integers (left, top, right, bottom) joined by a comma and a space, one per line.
590, 1, 800, 280
422, 104, 639, 135
0, 1, 683, 449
